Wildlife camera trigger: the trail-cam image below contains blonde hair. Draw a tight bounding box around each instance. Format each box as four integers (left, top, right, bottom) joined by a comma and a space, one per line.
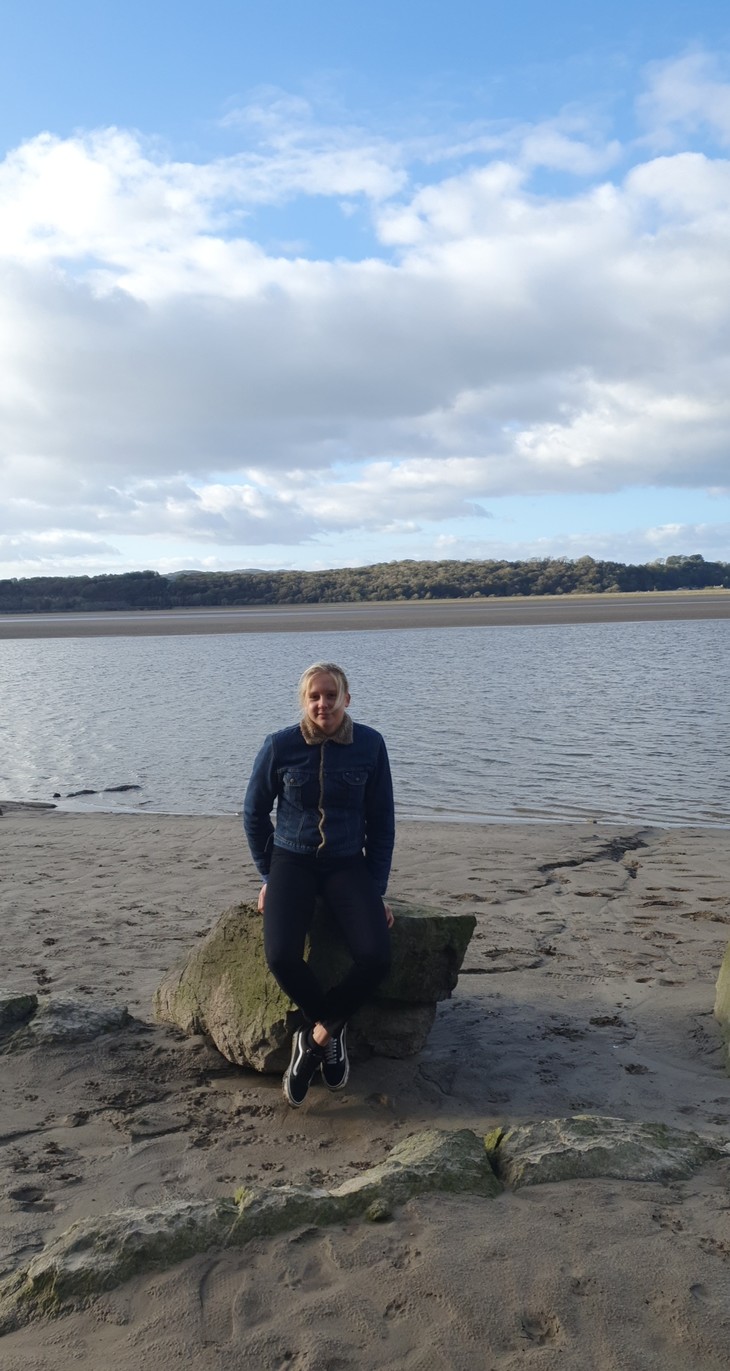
298, 662, 350, 713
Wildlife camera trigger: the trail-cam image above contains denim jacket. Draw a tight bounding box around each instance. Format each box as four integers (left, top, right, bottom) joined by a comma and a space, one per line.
243, 715, 395, 896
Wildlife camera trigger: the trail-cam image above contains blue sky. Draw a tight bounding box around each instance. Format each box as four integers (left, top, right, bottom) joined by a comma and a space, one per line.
1, 1, 730, 577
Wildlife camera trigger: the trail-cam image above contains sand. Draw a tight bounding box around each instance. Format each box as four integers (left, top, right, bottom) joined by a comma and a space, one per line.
1, 807, 730, 1369
2, 590, 730, 638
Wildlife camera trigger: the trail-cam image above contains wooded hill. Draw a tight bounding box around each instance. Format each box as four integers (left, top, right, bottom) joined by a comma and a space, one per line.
1, 554, 728, 614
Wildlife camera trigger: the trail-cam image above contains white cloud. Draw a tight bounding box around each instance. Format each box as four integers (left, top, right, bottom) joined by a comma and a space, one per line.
221, 91, 407, 203
639, 52, 730, 149
0, 531, 121, 569
1, 57, 730, 573
518, 123, 622, 176
510, 377, 730, 490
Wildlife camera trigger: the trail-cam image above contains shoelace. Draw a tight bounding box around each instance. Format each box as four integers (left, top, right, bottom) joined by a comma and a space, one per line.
323, 1036, 339, 1063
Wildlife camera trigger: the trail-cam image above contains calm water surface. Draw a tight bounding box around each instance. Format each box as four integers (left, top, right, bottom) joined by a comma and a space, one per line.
1, 620, 728, 826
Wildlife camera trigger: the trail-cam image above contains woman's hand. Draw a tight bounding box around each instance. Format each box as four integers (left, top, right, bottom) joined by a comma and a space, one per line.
257, 883, 267, 913
383, 902, 394, 928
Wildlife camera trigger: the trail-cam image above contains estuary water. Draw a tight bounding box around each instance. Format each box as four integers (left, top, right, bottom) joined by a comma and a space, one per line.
1, 618, 728, 826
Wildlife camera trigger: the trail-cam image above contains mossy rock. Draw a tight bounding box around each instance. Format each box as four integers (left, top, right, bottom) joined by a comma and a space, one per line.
3, 1116, 723, 1335
155, 904, 297, 1072
486, 1115, 722, 1189
154, 900, 475, 1071
0, 1128, 499, 1332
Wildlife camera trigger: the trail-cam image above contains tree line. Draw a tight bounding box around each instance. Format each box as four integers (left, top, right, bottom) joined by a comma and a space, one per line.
1, 554, 728, 614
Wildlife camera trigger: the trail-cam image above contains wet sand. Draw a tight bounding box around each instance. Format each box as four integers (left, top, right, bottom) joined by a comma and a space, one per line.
2, 590, 730, 638
2, 808, 730, 1369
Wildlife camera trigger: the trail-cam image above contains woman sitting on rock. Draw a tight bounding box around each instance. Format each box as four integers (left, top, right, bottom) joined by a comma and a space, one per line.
243, 662, 395, 1107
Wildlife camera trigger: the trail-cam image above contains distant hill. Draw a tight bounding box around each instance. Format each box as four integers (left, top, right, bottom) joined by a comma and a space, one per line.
164, 568, 265, 579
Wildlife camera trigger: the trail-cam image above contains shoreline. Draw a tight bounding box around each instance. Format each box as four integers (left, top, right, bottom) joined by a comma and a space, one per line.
3, 798, 729, 829
2, 588, 730, 638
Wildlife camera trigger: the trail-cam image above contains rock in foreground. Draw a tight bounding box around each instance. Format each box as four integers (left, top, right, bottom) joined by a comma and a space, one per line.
2, 1115, 726, 1335
486, 1114, 722, 1189
1, 995, 129, 1049
154, 900, 475, 1071
0, 1128, 498, 1332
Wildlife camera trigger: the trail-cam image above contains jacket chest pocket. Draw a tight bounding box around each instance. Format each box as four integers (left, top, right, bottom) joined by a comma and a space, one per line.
329, 769, 368, 808
281, 768, 317, 810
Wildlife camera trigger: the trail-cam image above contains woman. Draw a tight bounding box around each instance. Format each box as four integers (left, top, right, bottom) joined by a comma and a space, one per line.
243, 662, 395, 1107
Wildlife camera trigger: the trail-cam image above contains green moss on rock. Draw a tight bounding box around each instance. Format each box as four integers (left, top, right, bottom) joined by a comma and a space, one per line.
483, 1126, 504, 1160
489, 1115, 722, 1189
3, 1117, 725, 1335
365, 1199, 392, 1222
155, 900, 475, 1071
155, 904, 298, 1072
0, 1128, 499, 1334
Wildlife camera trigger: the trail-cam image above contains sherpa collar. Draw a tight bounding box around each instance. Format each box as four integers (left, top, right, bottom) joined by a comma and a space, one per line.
299, 712, 354, 746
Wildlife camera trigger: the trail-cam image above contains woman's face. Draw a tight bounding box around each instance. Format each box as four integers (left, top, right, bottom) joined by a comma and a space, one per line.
305, 672, 350, 735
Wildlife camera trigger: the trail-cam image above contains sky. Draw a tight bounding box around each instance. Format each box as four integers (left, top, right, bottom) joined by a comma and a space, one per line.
2, 1, 730, 580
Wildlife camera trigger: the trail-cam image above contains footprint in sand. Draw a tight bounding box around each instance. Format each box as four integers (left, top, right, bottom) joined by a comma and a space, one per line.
569, 1275, 597, 1296
230, 1269, 278, 1332
198, 1257, 238, 1346
651, 1209, 683, 1232
699, 1237, 730, 1263
7, 1184, 55, 1212
521, 1310, 561, 1345
384, 1296, 408, 1319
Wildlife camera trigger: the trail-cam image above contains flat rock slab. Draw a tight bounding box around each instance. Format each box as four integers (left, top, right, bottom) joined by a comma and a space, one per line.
0, 1128, 499, 1332
487, 1114, 724, 1189
3, 997, 130, 1048
155, 900, 475, 1072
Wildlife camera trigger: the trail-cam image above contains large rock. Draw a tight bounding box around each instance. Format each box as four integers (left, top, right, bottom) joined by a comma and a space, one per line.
3, 997, 129, 1049
714, 942, 730, 1065
154, 900, 475, 1072
486, 1115, 722, 1189
0, 1129, 499, 1331
2, 1116, 725, 1333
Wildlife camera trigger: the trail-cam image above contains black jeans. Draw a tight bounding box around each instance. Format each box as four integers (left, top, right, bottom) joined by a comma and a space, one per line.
263, 847, 391, 1034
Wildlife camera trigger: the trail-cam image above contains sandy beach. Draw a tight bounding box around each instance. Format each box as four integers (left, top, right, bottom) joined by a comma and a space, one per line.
2, 590, 730, 638
2, 807, 730, 1368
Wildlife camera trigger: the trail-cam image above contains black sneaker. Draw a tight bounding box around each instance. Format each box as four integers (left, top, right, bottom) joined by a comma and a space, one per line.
321, 1025, 349, 1091
282, 1030, 321, 1108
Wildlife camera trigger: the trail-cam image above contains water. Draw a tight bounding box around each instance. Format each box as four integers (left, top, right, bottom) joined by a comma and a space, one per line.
1, 619, 728, 826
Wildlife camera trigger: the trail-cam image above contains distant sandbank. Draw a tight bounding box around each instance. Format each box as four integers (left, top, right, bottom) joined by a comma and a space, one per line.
1, 589, 730, 638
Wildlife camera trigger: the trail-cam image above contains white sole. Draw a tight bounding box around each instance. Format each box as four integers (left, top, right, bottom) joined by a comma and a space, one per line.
282, 1068, 305, 1107
283, 1031, 318, 1107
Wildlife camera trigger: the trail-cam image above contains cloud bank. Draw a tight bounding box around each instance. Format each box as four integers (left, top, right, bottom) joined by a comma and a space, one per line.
1, 53, 729, 575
